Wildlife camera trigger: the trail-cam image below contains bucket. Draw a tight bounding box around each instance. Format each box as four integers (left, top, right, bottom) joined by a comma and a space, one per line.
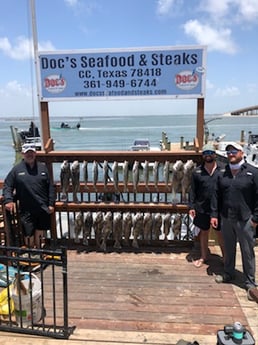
12, 272, 42, 325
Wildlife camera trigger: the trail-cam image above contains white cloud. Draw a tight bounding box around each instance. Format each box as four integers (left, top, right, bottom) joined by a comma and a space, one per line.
236, 0, 258, 22
0, 36, 55, 60
0, 80, 31, 97
199, 0, 232, 19
0, 80, 36, 116
206, 80, 214, 89
246, 83, 258, 94
199, 0, 258, 23
214, 86, 240, 97
156, 0, 177, 15
64, 0, 79, 7
183, 20, 237, 54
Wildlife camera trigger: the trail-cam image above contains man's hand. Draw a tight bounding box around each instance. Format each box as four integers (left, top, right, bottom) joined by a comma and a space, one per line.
250, 219, 258, 228
211, 217, 218, 229
48, 206, 55, 214
5, 202, 15, 214
189, 209, 196, 218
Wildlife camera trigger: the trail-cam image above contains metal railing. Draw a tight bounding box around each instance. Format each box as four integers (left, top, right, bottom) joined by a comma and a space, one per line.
0, 244, 75, 339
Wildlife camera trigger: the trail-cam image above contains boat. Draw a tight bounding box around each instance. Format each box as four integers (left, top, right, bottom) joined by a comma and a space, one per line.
60, 122, 81, 129
10, 121, 42, 152
243, 133, 258, 168
51, 122, 81, 130
130, 139, 150, 151
130, 138, 160, 152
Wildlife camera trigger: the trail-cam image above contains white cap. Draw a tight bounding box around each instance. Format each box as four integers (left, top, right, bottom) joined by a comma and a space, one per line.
225, 142, 243, 152
22, 143, 36, 153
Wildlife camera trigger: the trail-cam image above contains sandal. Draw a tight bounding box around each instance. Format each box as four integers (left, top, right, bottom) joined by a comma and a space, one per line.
193, 258, 206, 268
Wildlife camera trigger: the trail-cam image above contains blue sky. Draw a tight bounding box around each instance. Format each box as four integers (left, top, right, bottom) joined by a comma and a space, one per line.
0, 0, 257, 118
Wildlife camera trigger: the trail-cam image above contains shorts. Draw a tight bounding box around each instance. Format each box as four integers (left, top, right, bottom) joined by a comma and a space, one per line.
193, 212, 220, 231
20, 210, 51, 237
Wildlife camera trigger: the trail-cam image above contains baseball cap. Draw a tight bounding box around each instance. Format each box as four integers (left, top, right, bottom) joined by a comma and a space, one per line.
225, 142, 243, 152
202, 143, 215, 153
22, 143, 36, 153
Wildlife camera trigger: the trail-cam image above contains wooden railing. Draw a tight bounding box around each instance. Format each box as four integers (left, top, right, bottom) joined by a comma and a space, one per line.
0, 149, 203, 250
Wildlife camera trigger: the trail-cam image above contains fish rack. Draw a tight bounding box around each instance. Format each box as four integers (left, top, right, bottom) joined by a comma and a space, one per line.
3, 150, 203, 249
48, 151, 202, 248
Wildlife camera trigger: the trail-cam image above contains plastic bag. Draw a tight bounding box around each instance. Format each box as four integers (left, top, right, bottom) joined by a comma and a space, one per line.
0, 264, 18, 287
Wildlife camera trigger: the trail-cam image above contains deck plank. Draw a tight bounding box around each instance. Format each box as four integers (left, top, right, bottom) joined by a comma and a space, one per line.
1, 243, 257, 345
64, 246, 248, 335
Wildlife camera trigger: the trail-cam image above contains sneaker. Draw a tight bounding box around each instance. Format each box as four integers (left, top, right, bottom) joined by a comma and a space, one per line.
247, 287, 258, 302
215, 273, 233, 284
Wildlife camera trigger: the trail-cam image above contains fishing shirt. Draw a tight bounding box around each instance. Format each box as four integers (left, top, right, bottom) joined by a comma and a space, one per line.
189, 163, 221, 215
211, 162, 258, 223
3, 159, 55, 214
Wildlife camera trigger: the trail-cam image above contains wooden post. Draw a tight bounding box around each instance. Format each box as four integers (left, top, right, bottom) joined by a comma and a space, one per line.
39, 101, 57, 240
40, 101, 51, 148
196, 98, 204, 149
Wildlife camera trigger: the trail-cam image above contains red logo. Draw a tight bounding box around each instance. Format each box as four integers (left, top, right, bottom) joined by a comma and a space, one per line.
44, 75, 67, 94
175, 70, 199, 90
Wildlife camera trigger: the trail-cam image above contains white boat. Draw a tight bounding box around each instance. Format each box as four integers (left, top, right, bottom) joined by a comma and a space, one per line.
130, 138, 151, 151
130, 138, 160, 151
10, 121, 42, 152
243, 133, 258, 168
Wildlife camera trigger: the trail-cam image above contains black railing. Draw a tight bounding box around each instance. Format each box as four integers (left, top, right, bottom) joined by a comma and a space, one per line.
0, 244, 75, 339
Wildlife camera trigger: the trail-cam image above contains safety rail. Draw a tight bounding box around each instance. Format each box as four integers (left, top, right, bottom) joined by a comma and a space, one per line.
0, 244, 75, 339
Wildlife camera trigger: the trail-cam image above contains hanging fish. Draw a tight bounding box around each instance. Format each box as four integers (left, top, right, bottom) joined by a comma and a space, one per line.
171, 160, 184, 203
74, 211, 84, 243
123, 160, 129, 192
60, 160, 71, 202
143, 212, 153, 243
163, 213, 172, 243
92, 160, 99, 191
132, 212, 143, 248
172, 214, 182, 240
112, 161, 119, 192
163, 160, 170, 190
82, 160, 88, 190
123, 212, 132, 246
181, 160, 196, 202
113, 212, 123, 249
153, 213, 162, 240
83, 211, 93, 246
153, 161, 159, 190
132, 161, 139, 193
71, 160, 80, 203
103, 160, 109, 190
93, 211, 104, 248
100, 212, 113, 252
143, 160, 149, 190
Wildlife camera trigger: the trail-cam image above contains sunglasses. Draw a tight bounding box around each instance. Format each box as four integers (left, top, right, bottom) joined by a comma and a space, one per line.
203, 150, 215, 155
226, 150, 239, 155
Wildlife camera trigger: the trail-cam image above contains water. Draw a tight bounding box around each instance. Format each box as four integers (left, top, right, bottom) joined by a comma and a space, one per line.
1, 114, 257, 180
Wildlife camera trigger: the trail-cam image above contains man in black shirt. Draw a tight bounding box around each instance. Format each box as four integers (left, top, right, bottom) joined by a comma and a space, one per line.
3, 143, 55, 248
211, 142, 258, 301
189, 143, 224, 267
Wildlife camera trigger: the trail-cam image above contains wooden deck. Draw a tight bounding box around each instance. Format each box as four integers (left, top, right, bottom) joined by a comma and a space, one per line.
0, 242, 257, 345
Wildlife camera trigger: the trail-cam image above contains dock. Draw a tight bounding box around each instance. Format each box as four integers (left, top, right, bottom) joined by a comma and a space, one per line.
0, 242, 257, 345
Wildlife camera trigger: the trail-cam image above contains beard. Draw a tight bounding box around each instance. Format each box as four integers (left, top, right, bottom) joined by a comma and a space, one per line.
204, 156, 215, 163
